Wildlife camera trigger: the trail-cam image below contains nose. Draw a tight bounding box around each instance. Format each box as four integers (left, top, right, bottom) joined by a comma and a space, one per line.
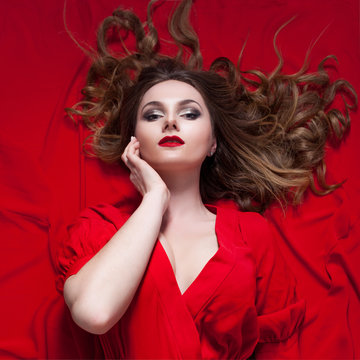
162, 115, 179, 132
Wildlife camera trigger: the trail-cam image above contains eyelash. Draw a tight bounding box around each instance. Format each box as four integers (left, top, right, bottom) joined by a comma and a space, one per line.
143, 108, 201, 121
144, 112, 162, 121
142, 108, 165, 121
180, 109, 201, 120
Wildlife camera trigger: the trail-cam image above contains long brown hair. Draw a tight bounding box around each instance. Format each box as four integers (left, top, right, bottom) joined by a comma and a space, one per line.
67, 0, 357, 212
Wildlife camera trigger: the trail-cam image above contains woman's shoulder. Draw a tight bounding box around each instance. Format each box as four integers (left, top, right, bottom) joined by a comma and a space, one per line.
214, 200, 271, 234
55, 203, 133, 292
213, 201, 275, 252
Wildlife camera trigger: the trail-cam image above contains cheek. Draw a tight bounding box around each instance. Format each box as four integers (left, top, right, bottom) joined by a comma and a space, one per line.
134, 119, 142, 138
134, 122, 149, 145
191, 124, 214, 149
134, 124, 154, 159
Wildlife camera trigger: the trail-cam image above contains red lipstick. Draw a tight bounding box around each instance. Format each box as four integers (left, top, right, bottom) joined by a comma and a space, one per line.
158, 136, 185, 147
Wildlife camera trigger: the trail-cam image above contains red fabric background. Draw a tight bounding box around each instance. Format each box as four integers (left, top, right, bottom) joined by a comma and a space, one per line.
0, 0, 359, 358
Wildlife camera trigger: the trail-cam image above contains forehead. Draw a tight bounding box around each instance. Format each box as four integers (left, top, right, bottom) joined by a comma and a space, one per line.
139, 80, 205, 106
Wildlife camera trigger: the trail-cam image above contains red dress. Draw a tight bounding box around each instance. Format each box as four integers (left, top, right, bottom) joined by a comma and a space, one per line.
56, 203, 305, 359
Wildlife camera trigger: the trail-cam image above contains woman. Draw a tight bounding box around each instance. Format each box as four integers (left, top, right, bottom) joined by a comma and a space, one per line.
57, 0, 356, 358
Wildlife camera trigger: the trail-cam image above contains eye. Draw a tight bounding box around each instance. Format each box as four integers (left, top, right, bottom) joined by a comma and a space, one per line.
179, 108, 201, 120
143, 109, 164, 121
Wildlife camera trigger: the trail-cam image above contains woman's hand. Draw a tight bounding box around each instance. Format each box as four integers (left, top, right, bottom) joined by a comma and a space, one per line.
121, 137, 170, 211
65, 136, 170, 334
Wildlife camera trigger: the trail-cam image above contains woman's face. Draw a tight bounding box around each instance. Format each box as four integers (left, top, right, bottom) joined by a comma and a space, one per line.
135, 80, 216, 173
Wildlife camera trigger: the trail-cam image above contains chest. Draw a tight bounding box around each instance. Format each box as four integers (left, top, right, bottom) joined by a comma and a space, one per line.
159, 222, 218, 295
100, 205, 263, 359
114, 230, 258, 360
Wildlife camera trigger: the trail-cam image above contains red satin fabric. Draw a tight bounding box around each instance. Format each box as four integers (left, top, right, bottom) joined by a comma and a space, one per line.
56, 203, 304, 359
0, 0, 359, 358
266, 188, 360, 358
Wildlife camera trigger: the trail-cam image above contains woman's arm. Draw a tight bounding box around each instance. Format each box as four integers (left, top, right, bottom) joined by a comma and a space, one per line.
64, 137, 169, 334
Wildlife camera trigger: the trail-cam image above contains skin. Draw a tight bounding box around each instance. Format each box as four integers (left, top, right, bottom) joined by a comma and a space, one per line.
64, 80, 218, 335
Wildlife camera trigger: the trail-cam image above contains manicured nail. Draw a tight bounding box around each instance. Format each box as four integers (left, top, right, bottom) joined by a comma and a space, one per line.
131, 136, 135, 141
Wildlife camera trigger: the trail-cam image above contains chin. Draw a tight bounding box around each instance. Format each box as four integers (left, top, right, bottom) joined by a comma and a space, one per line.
142, 150, 207, 173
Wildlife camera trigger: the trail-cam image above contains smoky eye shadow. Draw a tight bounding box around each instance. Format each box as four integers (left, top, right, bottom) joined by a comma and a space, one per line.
142, 109, 164, 121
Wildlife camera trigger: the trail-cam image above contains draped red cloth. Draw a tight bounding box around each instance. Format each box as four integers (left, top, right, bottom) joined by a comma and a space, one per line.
0, 0, 359, 358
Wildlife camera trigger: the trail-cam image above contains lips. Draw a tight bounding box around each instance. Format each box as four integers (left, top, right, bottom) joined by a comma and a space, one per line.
158, 136, 185, 147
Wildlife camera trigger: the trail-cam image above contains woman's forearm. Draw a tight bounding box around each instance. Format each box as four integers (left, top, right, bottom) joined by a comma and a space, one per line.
64, 191, 167, 334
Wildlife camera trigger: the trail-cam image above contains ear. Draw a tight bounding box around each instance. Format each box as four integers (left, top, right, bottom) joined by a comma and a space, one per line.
208, 139, 217, 157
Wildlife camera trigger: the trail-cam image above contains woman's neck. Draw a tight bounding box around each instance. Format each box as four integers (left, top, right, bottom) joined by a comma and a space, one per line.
158, 169, 208, 225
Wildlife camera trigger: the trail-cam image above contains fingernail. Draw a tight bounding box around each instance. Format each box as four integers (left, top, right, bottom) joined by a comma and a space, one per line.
131, 136, 135, 141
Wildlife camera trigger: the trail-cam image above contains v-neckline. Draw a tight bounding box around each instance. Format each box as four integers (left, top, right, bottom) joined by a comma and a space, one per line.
152, 205, 237, 318
157, 204, 221, 297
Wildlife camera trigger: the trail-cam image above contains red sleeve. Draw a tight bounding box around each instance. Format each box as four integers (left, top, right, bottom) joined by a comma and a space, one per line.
238, 212, 305, 359
55, 204, 130, 293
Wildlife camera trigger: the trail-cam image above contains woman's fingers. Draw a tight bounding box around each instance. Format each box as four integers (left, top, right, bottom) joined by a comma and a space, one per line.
126, 145, 141, 167
121, 137, 147, 191
121, 140, 131, 165
126, 139, 147, 174
121, 136, 138, 169
121, 136, 168, 199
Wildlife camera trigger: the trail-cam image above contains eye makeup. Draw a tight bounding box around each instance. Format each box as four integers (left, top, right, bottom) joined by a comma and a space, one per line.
140, 99, 203, 121
142, 109, 164, 121
179, 108, 201, 120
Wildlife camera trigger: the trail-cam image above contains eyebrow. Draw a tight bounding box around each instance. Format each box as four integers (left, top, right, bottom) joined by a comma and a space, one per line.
141, 99, 203, 113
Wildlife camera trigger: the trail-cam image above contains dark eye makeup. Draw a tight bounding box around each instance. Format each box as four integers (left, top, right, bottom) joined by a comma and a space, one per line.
179, 108, 201, 120
143, 109, 164, 121
141, 105, 201, 121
